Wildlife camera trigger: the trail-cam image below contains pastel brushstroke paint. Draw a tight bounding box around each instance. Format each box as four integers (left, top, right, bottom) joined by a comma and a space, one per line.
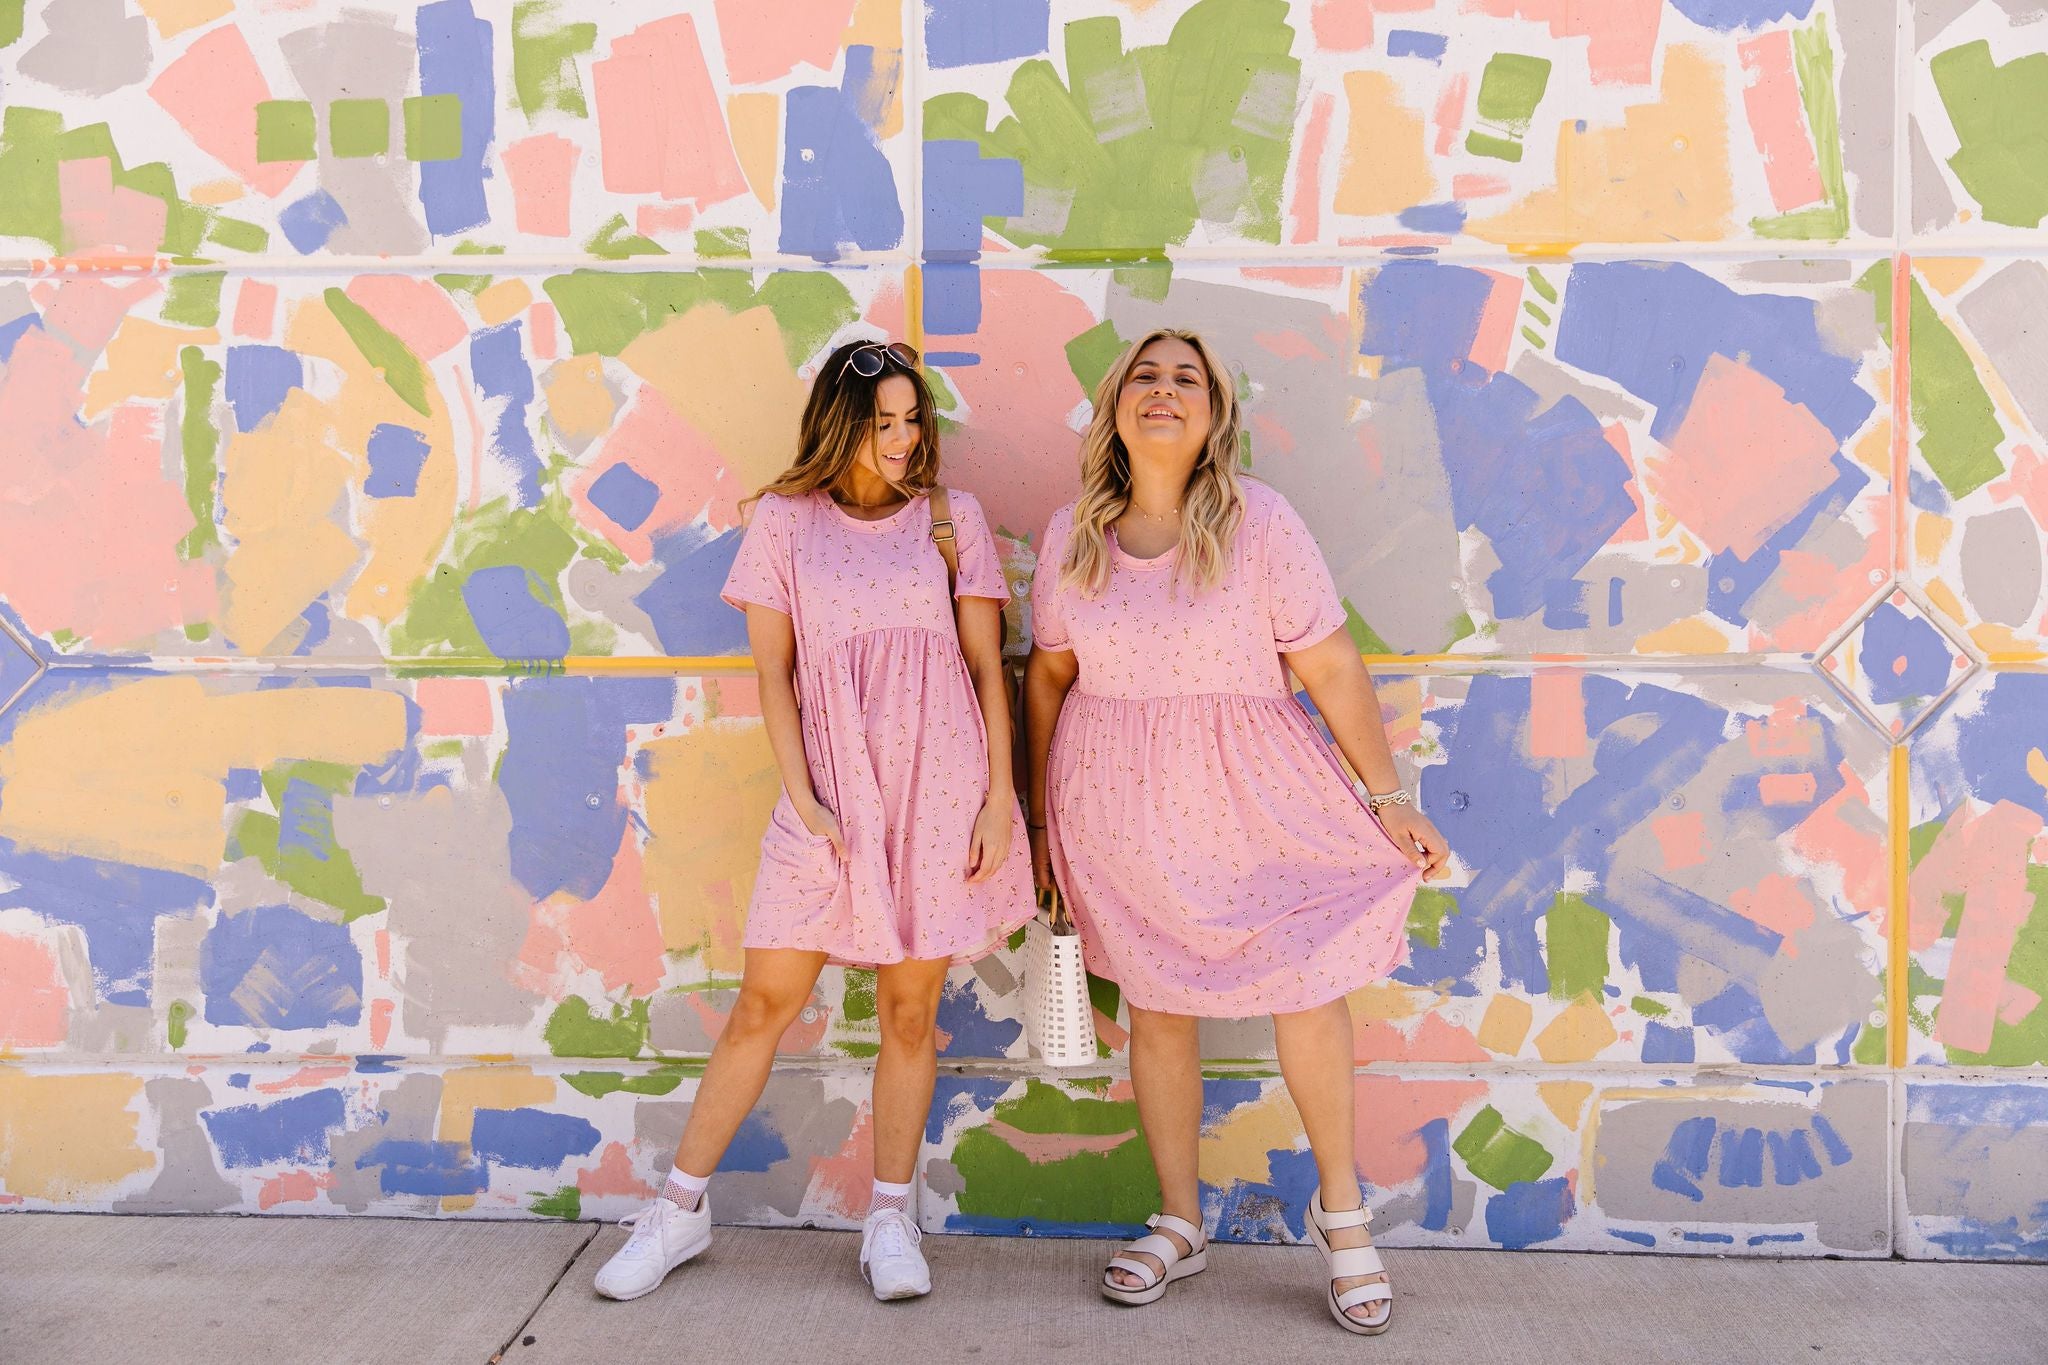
0, 0, 2039, 1264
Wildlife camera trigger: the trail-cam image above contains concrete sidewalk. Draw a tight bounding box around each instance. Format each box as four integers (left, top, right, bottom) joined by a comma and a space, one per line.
3, 1214, 2042, 1364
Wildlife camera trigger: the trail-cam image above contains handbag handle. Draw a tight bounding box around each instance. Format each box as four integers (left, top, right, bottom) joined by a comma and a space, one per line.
1039, 883, 1076, 934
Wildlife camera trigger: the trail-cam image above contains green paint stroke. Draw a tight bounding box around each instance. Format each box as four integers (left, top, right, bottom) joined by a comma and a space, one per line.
543, 268, 856, 366
512, 0, 596, 120
0, 106, 227, 257
545, 996, 651, 1058
1858, 265, 2002, 498
177, 347, 222, 559
1753, 15, 1847, 241
255, 101, 315, 162
1342, 600, 1394, 655
1945, 866, 2048, 1066
167, 999, 192, 1049
162, 272, 224, 328
587, 213, 667, 260
1546, 893, 1609, 1001
923, 0, 1301, 258
1407, 887, 1460, 951
330, 99, 390, 159
1525, 268, 1557, 305
531, 1186, 581, 1219
842, 969, 877, 1023
1466, 54, 1551, 163
1909, 815, 1947, 872
0, 0, 22, 47
388, 484, 619, 657
231, 761, 387, 921
404, 94, 463, 162
1064, 320, 1126, 397
323, 287, 432, 416
1630, 995, 1670, 1019
1452, 1105, 1554, 1190
1933, 39, 2048, 229
564, 1069, 686, 1099
951, 1080, 1161, 1224
695, 226, 751, 258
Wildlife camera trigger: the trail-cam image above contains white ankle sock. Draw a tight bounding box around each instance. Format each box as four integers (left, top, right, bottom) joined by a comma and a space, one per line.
868, 1178, 912, 1218
661, 1165, 709, 1211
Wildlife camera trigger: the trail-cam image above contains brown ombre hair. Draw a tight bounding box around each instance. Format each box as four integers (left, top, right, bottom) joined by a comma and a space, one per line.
746, 339, 940, 512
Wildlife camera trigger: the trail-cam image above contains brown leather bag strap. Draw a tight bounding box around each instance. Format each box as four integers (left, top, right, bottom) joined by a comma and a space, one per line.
929, 485, 959, 596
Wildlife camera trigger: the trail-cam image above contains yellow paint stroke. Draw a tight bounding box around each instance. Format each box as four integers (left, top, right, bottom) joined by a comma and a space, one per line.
641, 718, 781, 973
1196, 1087, 1304, 1189
1850, 416, 1891, 477
1918, 257, 1981, 296
727, 92, 781, 212
0, 1069, 153, 1200
541, 356, 617, 444
136, 0, 232, 38
1472, 46, 1733, 247
83, 318, 216, 419
1540, 1080, 1593, 1129
0, 676, 405, 874
1476, 995, 1532, 1054
1533, 997, 1618, 1063
218, 388, 361, 653
621, 302, 807, 497
1889, 746, 1908, 1069
188, 178, 244, 206
1915, 512, 1952, 567
435, 1064, 554, 1213
1924, 579, 1968, 628
1972, 624, 2038, 659
1346, 980, 1438, 1024
1334, 71, 1436, 218
1633, 618, 1733, 654
842, 0, 903, 138
283, 294, 457, 628
475, 279, 533, 328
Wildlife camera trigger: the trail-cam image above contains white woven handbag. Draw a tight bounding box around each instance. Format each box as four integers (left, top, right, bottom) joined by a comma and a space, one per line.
1023, 887, 1098, 1068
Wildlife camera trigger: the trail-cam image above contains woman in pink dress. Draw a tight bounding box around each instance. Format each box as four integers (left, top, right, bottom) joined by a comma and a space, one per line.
596, 339, 1033, 1304
1024, 329, 1451, 1336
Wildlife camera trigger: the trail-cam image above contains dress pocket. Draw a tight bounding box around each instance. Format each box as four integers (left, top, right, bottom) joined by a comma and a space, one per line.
759, 796, 843, 897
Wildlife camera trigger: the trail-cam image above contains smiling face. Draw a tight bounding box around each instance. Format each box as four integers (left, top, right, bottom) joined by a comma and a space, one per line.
850, 373, 921, 486
1114, 337, 1213, 461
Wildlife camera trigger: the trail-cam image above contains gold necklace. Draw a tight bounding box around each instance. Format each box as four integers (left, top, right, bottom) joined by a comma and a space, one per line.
1128, 501, 1180, 521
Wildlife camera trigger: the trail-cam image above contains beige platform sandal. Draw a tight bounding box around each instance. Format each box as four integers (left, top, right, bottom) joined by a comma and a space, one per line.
1307, 1190, 1393, 1335
1100, 1212, 1208, 1306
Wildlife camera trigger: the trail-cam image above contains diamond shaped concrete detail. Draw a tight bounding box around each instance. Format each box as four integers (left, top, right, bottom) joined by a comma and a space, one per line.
1816, 584, 1978, 740
0, 609, 46, 721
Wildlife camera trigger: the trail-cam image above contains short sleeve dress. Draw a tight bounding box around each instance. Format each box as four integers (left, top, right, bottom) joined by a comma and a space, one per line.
1031, 480, 1422, 1016
721, 488, 1034, 965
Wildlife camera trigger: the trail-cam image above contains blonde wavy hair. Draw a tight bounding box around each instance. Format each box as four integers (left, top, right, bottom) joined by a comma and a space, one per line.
1062, 328, 1245, 597
745, 339, 939, 513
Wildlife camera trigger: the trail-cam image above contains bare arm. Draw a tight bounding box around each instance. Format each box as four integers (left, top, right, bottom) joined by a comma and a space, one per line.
747, 602, 845, 858
1024, 644, 1080, 892
957, 595, 1015, 881
1284, 626, 1449, 880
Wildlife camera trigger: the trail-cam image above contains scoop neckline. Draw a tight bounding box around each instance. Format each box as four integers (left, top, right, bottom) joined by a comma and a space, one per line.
1108, 526, 1180, 570
822, 489, 922, 532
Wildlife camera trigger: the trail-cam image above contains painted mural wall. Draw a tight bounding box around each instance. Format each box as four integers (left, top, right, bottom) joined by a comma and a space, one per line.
0, 0, 2045, 1263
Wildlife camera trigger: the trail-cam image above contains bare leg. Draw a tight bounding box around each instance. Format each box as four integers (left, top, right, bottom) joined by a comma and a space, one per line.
1274, 997, 1387, 1328
871, 957, 953, 1184
1109, 1004, 1204, 1287
671, 948, 829, 1178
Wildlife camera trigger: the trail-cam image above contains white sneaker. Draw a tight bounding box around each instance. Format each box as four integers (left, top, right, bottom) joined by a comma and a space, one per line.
860, 1208, 931, 1301
593, 1197, 713, 1301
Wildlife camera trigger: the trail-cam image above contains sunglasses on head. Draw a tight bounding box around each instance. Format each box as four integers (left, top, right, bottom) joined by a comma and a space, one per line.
839, 340, 919, 379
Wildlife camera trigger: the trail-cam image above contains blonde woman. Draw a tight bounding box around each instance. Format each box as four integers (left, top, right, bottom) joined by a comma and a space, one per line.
1023, 330, 1450, 1335
595, 339, 1032, 1304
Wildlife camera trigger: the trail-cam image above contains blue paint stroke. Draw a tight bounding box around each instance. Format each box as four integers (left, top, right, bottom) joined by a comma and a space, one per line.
936, 976, 1024, 1058
1907, 1081, 2048, 1128
1608, 1228, 1658, 1247
471, 1107, 602, 1170
365, 423, 430, 498
723, 1111, 792, 1172
0, 311, 42, 359
1748, 1231, 1807, 1245
1669, 0, 1815, 30
1955, 676, 2048, 821
416, 0, 495, 236
1860, 602, 1953, 706
498, 676, 673, 900
1653, 1116, 1716, 1202
470, 322, 541, 507
635, 525, 748, 655
1717, 1126, 1765, 1189
1387, 30, 1448, 61
0, 839, 209, 1005
588, 463, 661, 532
225, 346, 302, 432
200, 903, 364, 1030
357, 1139, 489, 1196
1398, 202, 1466, 233
925, 0, 1050, 68
780, 49, 905, 259
1485, 1177, 1574, 1249
462, 565, 570, 660
279, 190, 348, 253
202, 1088, 347, 1168
926, 1075, 1007, 1146
1208, 1145, 1318, 1244
1420, 1116, 1454, 1232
